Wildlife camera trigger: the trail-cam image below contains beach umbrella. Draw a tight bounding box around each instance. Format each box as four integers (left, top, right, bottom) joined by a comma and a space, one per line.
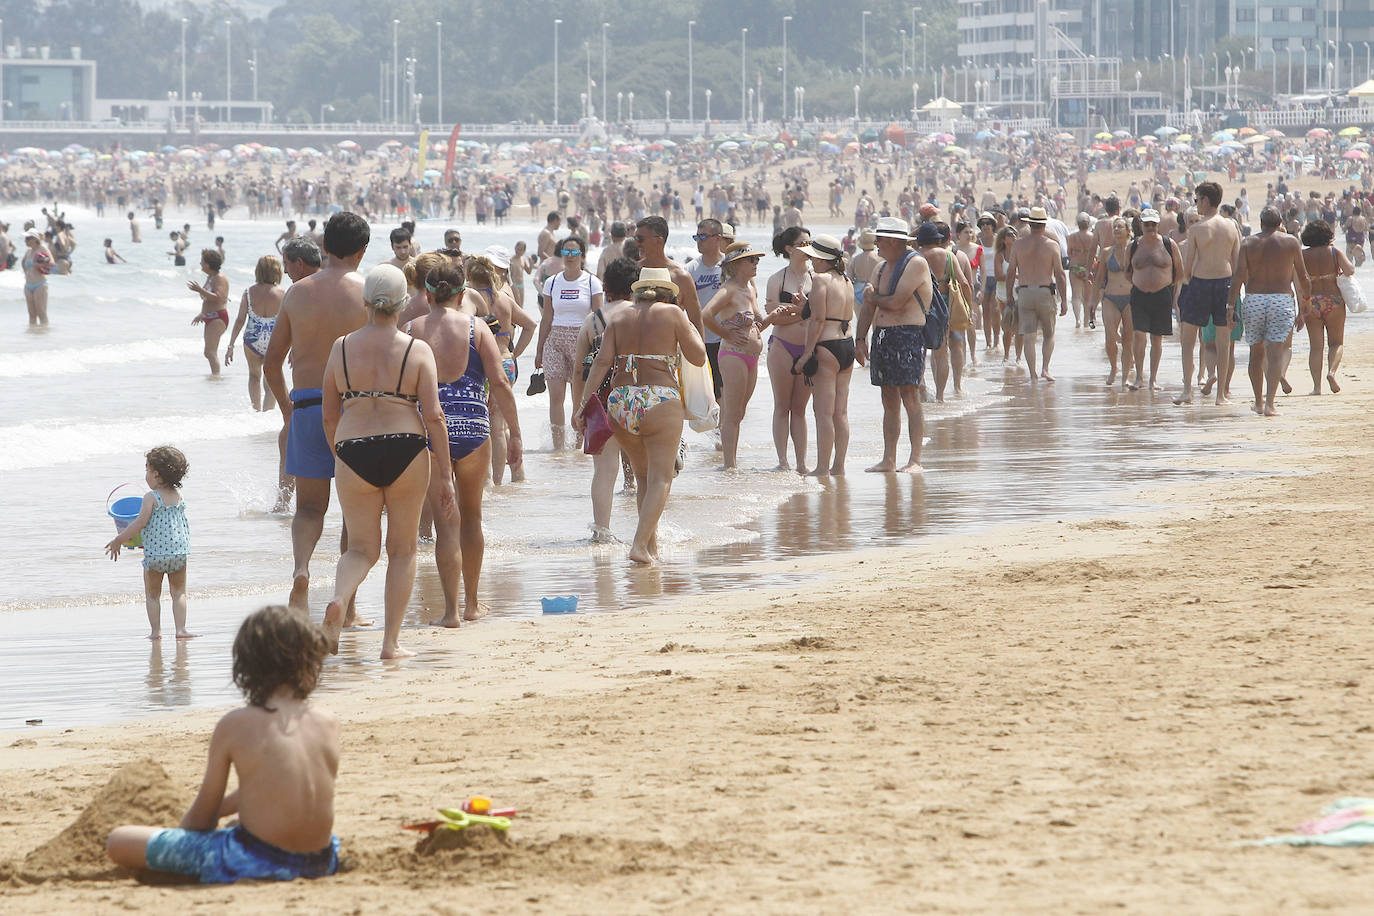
883, 124, 906, 145
1170, 143, 1192, 152
717, 140, 740, 151
1012, 129, 1032, 138
858, 128, 880, 142
518, 163, 543, 173
1339, 126, 1363, 136
818, 141, 841, 154
1237, 127, 1258, 137
933, 132, 956, 144
973, 129, 997, 140
160, 144, 177, 153
1243, 134, 1270, 146
1211, 129, 1235, 141
1091, 142, 1114, 152
1175, 133, 1193, 142
215, 149, 233, 159
1115, 138, 1137, 149
299, 146, 322, 156
336, 139, 360, 150
13, 146, 44, 156
570, 169, 591, 180
943, 145, 969, 157
1351, 141, 1371, 150
423, 168, 443, 177
1308, 127, 1331, 138
1264, 128, 1286, 138
1112, 129, 1132, 139
1055, 131, 1076, 140
1344, 149, 1368, 159
1094, 131, 1113, 140
1156, 126, 1180, 136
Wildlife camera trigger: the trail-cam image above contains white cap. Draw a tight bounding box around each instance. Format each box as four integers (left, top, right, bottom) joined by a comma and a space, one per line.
482, 245, 511, 270
363, 263, 408, 310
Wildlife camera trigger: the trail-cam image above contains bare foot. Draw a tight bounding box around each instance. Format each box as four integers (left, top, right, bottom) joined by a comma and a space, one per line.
321, 600, 344, 655
804, 468, 830, 478
271, 491, 292, 514
1027, 372, 1038, 382
1309, 386, 1322, 396
1251, 401, 1264, 415
772, 462, 792, 472
1264, 403, 1279, 417
380, 645, 416, 660
829, 465, 845, 477
435, 614, 461, 628
1148, 381, 1161, 392
1215, 394, 1230, 406
343, 613, 374, 629
1328, 373, 1341, 393
865, 460, 897, 473
464, 602, 491, 622
1040, 371, 1055, 382
1106, 369, 1117, 386
899, 460, 925, 474
288, 574, 310, 610
148, 632, 161, 641
1201, 376, 1216, 396
174, 631, 198, 640
1172, 390, 1193, 405
795, 466, 811, 476
628, 546, 656, 565
1127, 380, 1142, 391
511, 466, 526, 483
1279, 376, 1293, 395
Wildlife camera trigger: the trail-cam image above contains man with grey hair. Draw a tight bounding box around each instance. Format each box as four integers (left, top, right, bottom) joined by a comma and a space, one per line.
281, 237, 322, 283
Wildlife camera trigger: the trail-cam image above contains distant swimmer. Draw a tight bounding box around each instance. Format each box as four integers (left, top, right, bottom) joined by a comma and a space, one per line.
264, 212, 371, 615
104, 238, 127, 264
857, 217, 932, 473
274, 220, 298, 253
1228, 206, 1310, 416
128, 211, 142, 243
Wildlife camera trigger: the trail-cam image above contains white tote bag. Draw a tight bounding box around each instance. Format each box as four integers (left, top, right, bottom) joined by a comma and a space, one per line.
1337, 274, 1367, 314
679, 351, 720, 432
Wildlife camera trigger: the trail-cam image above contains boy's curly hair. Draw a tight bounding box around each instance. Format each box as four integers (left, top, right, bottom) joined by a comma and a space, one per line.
145, 446, 189, 488
232, 606, 329, 709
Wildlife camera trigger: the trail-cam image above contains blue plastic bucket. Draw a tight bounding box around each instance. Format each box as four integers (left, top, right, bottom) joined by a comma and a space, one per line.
541, 595, 579, 614
107, 486, 143, 549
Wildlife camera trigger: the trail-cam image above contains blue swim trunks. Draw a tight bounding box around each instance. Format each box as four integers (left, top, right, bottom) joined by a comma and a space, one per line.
145, 825, 339, 884
286, 388, 335, 479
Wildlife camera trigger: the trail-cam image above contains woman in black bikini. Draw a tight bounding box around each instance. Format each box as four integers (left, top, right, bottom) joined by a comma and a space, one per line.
764, 227, 813, 474
320, 264, 456, 660
793, 234, 856, 477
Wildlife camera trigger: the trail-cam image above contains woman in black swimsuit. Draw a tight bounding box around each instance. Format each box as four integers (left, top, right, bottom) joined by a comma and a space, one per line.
321, 264, 455, 660
793, 234, 856, 477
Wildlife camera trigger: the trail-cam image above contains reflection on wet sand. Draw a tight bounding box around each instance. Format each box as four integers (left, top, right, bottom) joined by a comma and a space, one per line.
145, 639, 192, 708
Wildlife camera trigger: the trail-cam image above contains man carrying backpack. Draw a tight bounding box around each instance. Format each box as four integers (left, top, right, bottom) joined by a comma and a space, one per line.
856, 217, 935, 473
1006, 206, 1069, 382
1125, 208, 1185, 391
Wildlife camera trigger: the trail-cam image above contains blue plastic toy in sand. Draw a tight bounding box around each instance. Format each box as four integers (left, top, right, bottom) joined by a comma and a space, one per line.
106, 484, 144, 549
541, 595, 579, 614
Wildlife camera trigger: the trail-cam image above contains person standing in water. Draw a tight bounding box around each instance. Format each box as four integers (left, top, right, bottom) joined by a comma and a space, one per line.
189, 249, 230, 376
21, 229, 53, 326
263, 212, 372, 616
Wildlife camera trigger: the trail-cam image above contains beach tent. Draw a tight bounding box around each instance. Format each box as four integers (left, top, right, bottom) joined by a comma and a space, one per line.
1348, 79, 1374, 105
920, 96, 962, 122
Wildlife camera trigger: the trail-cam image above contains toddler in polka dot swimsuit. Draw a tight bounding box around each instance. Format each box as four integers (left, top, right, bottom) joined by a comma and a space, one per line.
105, 446, 196, 640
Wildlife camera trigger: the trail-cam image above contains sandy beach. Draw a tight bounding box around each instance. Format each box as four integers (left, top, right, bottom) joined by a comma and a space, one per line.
0, 315, 1369, 913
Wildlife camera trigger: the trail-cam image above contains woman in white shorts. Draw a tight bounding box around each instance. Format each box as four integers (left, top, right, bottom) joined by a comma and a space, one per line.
536, 235, 604, 450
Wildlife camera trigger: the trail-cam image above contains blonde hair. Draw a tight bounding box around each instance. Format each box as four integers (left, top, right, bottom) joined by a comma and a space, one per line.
465, 254, 504, 290
404, 251, 449, 290
254, 255, 282, 285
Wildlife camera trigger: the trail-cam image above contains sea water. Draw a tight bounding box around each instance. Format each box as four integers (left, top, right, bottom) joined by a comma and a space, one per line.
0, 207, 1359, 728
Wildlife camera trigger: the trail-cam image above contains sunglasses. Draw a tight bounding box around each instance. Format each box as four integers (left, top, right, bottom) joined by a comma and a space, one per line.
692, 233, 720, 242
560, 248, 583, 256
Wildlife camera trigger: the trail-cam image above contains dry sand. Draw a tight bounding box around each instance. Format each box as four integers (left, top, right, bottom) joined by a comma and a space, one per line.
2, 332, 1372, 913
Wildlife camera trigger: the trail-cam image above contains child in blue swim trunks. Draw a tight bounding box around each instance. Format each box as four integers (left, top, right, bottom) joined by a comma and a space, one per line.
107, 606, 341, 884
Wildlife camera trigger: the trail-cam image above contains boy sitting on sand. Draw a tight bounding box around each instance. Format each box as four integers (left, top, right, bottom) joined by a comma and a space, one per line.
107, 606, 341, 883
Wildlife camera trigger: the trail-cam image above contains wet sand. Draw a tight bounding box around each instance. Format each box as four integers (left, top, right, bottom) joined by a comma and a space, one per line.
2, 326, 1370, 912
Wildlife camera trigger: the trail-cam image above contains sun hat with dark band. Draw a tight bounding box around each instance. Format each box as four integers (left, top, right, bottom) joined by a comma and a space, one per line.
796, 234, 844, 260
873, 216, 911, 239
720, 242, 767, 265
631, 266, 679, 297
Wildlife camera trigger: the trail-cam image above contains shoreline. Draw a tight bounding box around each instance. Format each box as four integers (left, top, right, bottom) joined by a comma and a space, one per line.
2, 329, 1370, 910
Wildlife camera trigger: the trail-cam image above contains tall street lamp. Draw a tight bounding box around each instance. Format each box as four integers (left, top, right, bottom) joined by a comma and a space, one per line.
224, 20, 231, 123
601, 22, 608, 124
392, 19, 399, 123
741, 27, 748, 125
911, 6, 921, 76
320, 103, 334, 124
862, 10, 871, 80
854, 84, 861, 120
180, 18, 188, 127
782, 15, 792, 122
436, 20, 443, 125
553, 18, 562, 124
688, 20, 695, 124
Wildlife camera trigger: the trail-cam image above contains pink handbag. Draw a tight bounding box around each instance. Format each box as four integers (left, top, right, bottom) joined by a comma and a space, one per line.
580, 392, 614, 455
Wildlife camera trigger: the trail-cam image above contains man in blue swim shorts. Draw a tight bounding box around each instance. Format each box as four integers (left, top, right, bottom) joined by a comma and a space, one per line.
1175, 181, 1240, 405
857, 217, 932, 473
1229, 206, 1310, 417
264, 212, 372, 611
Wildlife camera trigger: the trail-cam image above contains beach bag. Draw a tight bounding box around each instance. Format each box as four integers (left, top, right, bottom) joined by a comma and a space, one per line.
679, 352, 720, 433
945, 253, 973, 332
919, 272, 949, 350
1337, 274, 1367, 313
579, 391, 614, 455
